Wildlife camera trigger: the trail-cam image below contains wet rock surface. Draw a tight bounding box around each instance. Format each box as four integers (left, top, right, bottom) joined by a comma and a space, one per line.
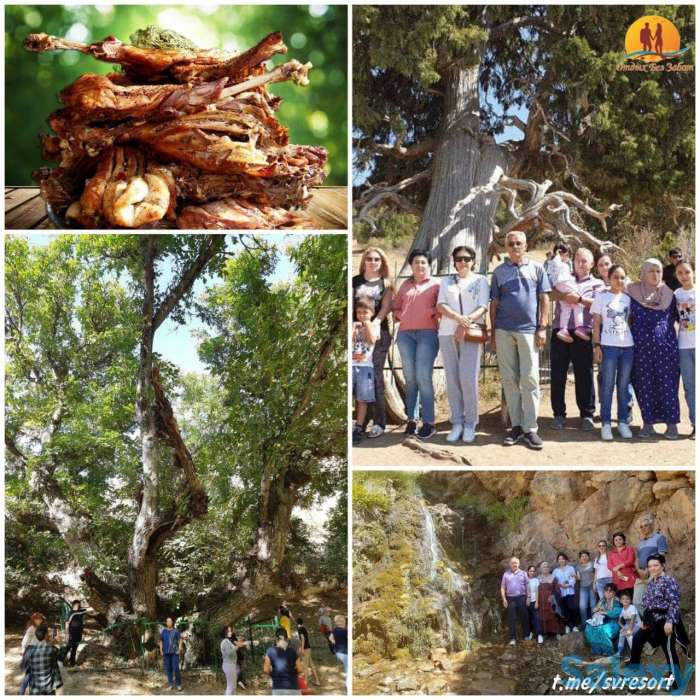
353, 636, 695, 695
353, 471, 695, 694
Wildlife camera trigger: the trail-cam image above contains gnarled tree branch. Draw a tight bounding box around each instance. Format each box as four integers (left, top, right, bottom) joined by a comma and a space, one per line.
369, 137, 437, 161
152, 235, 226, 331
354, 167, 432, 231
494, 174, 623, 252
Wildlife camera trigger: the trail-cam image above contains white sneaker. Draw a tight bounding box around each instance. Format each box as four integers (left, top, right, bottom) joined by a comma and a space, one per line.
509, 639, 516, 646
601, 424, 613, 441
565, 626, 571, 634
447, 424, 463, 442
367, 424, 384, 439
537, 635, 544, 644
525, 633, 533, 640
462, 426, 476, 443
572, 626, 580, 632
617, 423, 633, 439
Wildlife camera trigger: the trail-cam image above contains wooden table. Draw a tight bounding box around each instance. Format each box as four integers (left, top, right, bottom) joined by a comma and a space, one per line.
5, 186, 348, 230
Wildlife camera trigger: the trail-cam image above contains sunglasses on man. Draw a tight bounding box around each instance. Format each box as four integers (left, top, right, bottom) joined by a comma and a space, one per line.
454, 256, 473, 263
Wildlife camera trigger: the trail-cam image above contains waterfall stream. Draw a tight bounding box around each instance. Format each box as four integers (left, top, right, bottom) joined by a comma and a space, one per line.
420, 501, 478, 652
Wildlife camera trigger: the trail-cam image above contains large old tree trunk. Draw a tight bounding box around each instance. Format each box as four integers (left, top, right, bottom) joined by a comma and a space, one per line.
411, 61, 508, 274
128, 237, 160, 619
9, 235, 223, 622
208, 312, 345, 623
127, 236, 220, 619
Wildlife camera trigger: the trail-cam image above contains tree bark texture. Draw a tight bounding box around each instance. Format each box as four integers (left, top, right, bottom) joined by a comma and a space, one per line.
209, 309, 345, 623
412, 62, 509, 274
128, 236, 159, 619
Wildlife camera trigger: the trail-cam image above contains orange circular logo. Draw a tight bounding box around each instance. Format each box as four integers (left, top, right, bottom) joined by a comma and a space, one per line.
624, 16, 685, 62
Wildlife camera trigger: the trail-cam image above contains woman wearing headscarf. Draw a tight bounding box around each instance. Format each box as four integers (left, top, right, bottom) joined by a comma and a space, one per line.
627, 259, 681, 439
353, 247, 394, 438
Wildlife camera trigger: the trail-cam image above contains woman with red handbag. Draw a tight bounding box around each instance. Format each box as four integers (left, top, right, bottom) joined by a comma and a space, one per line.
437, 245, 490, 443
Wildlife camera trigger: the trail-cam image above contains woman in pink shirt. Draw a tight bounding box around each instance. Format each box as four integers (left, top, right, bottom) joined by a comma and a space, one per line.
607, 531, 637, 599
393, 249, 441, 440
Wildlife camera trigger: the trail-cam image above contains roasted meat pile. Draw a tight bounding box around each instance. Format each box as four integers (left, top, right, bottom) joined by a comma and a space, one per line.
25, 30, 328, 229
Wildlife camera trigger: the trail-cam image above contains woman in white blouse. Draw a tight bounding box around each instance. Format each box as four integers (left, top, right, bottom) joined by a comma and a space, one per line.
593, 539, 614, 604
437, 245, 490, 443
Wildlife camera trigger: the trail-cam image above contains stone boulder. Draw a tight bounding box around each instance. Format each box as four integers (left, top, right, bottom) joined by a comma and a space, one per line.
505, 511, 576, 566
567, 474, 654, 543
653, 478, 690, 498
396, 676, 419, 692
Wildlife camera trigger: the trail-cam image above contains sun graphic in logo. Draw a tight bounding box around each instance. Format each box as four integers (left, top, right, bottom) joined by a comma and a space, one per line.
624, 16, 689, 62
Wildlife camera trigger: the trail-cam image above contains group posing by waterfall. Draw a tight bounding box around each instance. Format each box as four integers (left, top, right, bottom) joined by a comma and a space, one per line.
352, 239, 695, 448
499, 515, 689, 691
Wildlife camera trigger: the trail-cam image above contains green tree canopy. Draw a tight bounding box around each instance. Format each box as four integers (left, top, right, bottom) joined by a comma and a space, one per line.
354, 5, 694, 264
5, 234, 347, 623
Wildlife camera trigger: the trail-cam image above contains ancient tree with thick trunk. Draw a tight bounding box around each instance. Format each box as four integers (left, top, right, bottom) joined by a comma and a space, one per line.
412, 62, 509, 273
354, 6, 694, 271
208, 308, 345, 623
128, 235, 224, 619
5, 235, 225, 621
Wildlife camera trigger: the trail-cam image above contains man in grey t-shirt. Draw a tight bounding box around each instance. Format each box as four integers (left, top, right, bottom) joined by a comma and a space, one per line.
490, 230, 551, 450
633, 514, 669, 610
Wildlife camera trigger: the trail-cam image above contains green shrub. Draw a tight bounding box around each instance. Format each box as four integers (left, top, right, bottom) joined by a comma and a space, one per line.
454, 494, 529, 532
353, 207, 419, 246
353, 480, 390, 514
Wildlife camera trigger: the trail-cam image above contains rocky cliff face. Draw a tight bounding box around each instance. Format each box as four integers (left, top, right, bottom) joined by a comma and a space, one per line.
423, 470, 695, 596
354, 471, 695, 665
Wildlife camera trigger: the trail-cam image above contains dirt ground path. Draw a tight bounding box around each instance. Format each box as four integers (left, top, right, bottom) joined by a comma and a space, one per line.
353, 382, 695, 468
7, 593, 348, 695
6, 633, 347, 695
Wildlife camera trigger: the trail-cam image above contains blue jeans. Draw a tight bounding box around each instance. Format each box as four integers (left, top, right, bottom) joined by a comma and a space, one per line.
164, 653, 181, 688
396, 329, 439, 424
527, 601, 541, 636
579, 585, 593, 628
336, 652, 348, 688
600, 345, 634, 424
679, 348, 695, 427
20, 673, 31, 695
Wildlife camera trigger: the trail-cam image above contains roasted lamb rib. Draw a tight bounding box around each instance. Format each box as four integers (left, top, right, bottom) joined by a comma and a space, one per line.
26, 28, 328, 229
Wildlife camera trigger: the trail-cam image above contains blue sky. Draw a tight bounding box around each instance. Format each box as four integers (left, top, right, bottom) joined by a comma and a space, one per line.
24, 233, 306, 374
154, 234, 303, 374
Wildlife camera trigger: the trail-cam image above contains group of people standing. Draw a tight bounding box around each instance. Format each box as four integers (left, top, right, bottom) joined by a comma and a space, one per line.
352, 236, 695, 448
18, 600, 87, 695
262, 607, 348, 696
18, 600, 348, 696
499, 516, 689, 690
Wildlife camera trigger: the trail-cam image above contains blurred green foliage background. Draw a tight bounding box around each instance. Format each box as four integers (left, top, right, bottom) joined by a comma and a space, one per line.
5, 4, 347, 185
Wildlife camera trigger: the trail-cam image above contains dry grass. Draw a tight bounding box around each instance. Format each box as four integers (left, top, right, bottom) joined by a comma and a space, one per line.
616, 223, 695, 279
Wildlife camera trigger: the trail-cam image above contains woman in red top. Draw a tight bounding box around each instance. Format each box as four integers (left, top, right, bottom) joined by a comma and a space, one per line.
393, 249, 441, 440
607, 531, 637, 598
